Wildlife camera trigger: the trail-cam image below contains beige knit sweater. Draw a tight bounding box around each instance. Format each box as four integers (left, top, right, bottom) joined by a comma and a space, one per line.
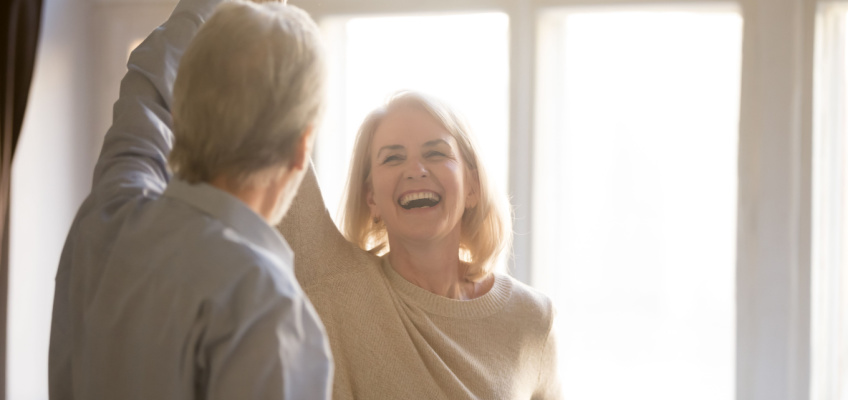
278, 166, 562, 399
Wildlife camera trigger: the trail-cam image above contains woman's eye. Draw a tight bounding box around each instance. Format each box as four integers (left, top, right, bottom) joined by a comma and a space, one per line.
382, 155, 403, 164
426, 151, 446, 158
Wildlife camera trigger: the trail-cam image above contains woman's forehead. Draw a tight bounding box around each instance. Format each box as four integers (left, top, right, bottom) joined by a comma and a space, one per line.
371, 107, 456, 148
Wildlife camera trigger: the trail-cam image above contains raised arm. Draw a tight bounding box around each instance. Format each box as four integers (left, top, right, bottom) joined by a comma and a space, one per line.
277, 162, 377, 288
50, 1, 228, 398
88, 0, 225, 208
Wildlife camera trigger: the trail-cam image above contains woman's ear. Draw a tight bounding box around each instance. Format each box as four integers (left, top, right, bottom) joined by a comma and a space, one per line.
366, 182, 380, 221
465, 169, 480, 209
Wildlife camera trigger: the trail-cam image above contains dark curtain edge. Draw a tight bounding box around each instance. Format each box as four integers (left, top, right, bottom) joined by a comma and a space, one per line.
1, 0, 45, 398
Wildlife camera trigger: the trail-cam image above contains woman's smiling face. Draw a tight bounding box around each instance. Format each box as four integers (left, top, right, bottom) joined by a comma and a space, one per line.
366, 106, 478, 245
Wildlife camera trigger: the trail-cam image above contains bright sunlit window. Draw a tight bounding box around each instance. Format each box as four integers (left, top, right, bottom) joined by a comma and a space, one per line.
533, 6, 742, 400
813, 4, 848, 400
315, 13, 509, 222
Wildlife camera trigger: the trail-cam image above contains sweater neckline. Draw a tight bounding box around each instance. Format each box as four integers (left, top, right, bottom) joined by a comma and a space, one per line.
381, 256, 512, 319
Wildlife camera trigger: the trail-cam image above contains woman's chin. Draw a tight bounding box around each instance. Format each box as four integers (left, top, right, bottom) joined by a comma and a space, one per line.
386, 223, 461, 247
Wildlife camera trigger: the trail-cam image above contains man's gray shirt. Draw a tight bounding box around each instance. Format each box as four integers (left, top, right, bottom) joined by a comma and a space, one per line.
47, 0, 333, 398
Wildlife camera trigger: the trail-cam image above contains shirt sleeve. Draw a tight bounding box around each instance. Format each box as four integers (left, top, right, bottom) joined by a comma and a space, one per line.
87, 0, 224, 209
48, 2, 224, 399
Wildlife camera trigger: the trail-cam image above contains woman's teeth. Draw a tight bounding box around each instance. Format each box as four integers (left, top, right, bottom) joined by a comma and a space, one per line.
399, 192, 441, 209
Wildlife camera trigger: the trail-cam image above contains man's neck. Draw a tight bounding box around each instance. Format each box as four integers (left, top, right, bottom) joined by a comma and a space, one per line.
209, 167, 296, 224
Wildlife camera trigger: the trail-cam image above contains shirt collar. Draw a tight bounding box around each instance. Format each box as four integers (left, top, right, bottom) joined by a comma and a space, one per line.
162, 178, 294, 261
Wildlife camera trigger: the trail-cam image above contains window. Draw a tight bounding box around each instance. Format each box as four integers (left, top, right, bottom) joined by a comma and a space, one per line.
533, 7, 742, 399
813, 4, 848, 400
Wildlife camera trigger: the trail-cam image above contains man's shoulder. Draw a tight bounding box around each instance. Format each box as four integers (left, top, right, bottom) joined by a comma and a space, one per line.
155, 208, 295, 283
108, 195, 293, 290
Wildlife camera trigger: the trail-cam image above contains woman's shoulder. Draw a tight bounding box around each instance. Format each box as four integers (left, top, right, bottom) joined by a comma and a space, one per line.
495, 273, 555, 328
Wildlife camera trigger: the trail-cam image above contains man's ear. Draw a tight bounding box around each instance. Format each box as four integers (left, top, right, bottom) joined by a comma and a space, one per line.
289, 125, 314, 172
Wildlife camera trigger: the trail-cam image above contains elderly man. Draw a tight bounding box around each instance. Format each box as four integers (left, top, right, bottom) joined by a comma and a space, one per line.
47, 0, 332, 398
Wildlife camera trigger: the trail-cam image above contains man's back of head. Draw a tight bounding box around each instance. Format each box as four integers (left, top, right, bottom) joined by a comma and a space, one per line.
170, 1, 326, 222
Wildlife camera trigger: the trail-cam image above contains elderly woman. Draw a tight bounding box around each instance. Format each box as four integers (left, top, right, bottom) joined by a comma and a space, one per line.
279, 91, 560, 399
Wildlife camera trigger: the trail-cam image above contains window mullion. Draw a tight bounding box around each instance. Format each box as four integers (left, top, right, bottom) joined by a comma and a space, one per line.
736, 0, 816, 399
506, 0, 536, 284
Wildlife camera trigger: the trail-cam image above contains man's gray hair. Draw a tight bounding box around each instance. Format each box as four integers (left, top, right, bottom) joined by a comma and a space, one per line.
170, 0, 325, 187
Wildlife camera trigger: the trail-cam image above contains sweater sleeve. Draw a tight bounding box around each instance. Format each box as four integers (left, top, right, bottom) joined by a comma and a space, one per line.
533, 313, 563, 400
277, 163, 375, 287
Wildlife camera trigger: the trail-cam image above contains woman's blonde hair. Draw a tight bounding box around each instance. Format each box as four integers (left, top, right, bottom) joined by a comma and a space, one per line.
170, 1, 325, 187
340, 91, 512, 281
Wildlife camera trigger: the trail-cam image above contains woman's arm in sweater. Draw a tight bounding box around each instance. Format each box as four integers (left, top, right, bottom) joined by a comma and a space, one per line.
277, 162, 377, 288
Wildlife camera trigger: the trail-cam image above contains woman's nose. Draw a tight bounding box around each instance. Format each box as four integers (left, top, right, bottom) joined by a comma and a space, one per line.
404, 160, 428, 179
